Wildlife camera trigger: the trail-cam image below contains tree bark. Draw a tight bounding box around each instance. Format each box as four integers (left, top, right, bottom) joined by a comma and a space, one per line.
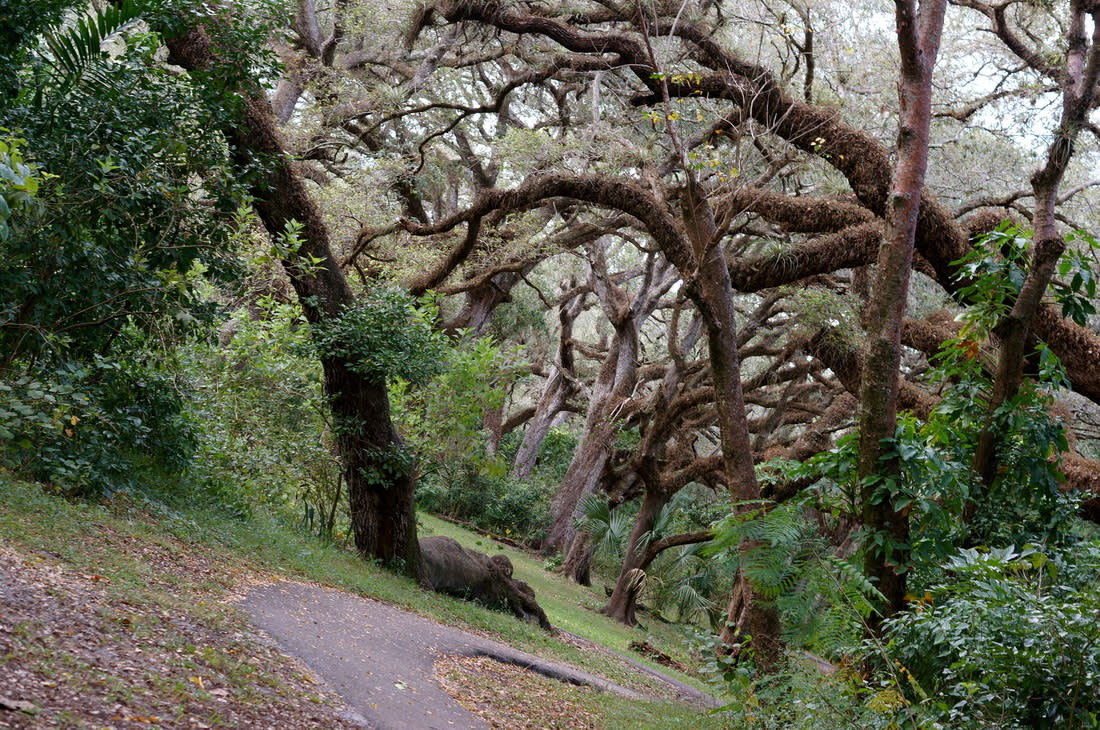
972, 0, 1100, 487
560, 532, 594, 586
445, 268, 532, 335
511, 291, 585, 479
680, 181, 782, 670
546, 248, 673, 557
544, 347, 627, 553
602, 488, 669, 625
602, 308, 711, 625
164, 22, 421, 578
855, 0, 946, 625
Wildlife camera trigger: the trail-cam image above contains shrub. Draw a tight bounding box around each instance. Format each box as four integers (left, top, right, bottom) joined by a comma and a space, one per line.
695, 644, 939, 730
183, 300, 345, 529
535, 427, 579, 480
416, 465, 549, 543
0, 357, 196, 497
883, 543, 1100, 728
309, 288, 446, 385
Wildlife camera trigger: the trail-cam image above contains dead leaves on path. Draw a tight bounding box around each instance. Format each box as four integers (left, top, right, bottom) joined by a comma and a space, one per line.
434, 654, 600, 729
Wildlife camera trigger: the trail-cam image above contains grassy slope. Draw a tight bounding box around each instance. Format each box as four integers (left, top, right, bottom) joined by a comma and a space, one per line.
0, 475, 728, 729
418, 514, 712, 684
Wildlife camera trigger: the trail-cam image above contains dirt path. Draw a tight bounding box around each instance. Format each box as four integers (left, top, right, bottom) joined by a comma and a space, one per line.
241, 582, 715, 730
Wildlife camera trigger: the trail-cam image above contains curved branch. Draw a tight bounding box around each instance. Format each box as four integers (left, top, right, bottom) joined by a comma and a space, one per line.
728, 222, 882, 292
716, 185, 875, 233
398, 171, 694, 270
638, 529, 715, 571
407, 216, 483, 297
951, 0, 1064, 81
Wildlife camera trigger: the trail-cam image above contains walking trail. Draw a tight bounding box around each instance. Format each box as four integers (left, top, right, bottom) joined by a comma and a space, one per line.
241, 582, 717, 729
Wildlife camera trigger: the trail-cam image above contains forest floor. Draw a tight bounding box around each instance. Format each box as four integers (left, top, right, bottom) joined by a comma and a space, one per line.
0, 536, 358, 729
0, 477, 724, 729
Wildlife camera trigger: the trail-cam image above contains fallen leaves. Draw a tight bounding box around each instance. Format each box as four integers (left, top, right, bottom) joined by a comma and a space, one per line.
0, 542, 357, 729
434, 655, 600, 729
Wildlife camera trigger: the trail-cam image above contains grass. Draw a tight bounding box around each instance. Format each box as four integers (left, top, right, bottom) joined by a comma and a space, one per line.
418, 513, 712, 689
0, 476, 359, 728
0, 474, 728, 728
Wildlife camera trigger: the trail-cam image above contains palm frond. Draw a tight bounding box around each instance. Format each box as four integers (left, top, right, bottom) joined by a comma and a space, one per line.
45, 0, 145, 95
669, 578, 713, 623
635, 495, 687, 554
576, 493, 631, 558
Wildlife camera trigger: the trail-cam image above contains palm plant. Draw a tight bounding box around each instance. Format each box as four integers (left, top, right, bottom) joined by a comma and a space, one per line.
575, 493, 633, 562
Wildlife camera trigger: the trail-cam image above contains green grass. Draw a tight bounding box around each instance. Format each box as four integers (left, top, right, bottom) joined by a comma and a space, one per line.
0, 474, 726, 726
211, 508, 716, 697
417, 513, 713, 690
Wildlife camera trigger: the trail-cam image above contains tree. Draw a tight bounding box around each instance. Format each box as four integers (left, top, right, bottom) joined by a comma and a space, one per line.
11, 1, 1100, 695
380, 0, 1100, 654
80, 0, 1100, 664
855, 0, 947, 623
159, 10, 429, 577
968, 0, 1100, 491
545, 243, 674, 565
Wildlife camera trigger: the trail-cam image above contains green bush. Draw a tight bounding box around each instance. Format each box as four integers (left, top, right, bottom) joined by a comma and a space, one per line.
534, 427, 579, 480
309, 288, 447, 385
182, 300, 345, 529
883, 544, 1100, 728
416, 465, 549, 542
696, 643, 939, 730
0, 357, 196, 496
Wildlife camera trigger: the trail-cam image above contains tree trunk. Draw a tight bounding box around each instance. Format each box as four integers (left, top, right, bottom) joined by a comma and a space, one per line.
855, 0, 945, 625
509, 375, 569, 479
483, 404, 503, 457
326, 364, 421, 572
164, 23, 422, 578
545, 410, 617, 551
681, 181, 782, 670
545, 248, 646, 551
602, 488, 668, 625
972, 3, 1100, 488
445, 269, 531, 335
560, 532, 594, 585
511, 292, 585, 479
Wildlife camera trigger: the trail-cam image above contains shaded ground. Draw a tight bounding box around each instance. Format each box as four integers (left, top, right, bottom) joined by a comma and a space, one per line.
0, 543, 357, 729
435, 655, 602, 729
241, 582, 716, 730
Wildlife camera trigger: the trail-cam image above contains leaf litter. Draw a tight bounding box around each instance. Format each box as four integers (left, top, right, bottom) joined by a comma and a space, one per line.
0, 538, 358, 729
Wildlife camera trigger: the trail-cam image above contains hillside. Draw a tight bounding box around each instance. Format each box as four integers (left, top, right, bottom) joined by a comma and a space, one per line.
0, 476, 723, 729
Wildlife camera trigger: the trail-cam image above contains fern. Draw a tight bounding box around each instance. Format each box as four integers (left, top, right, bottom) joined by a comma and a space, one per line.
709, 503, 884, 657
710, 503, 809, 599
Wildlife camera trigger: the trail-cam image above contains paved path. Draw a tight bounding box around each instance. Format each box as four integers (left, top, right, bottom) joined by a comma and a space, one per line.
242, 582, 704, 730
